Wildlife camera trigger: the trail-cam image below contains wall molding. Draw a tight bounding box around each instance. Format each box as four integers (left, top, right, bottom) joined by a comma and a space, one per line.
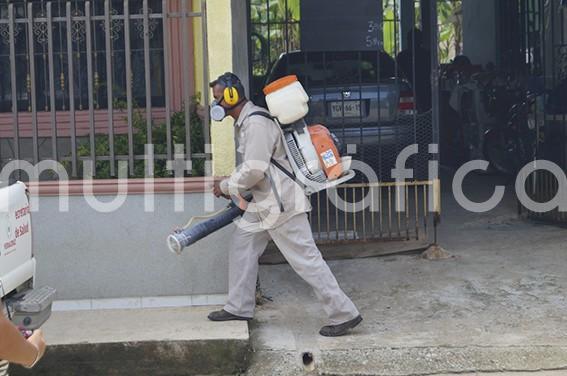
52, 294, 228, 312
27, 176, 225, 196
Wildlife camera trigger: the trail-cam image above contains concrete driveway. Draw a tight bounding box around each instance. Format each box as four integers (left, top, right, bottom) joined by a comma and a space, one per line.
248, 171, 567, 375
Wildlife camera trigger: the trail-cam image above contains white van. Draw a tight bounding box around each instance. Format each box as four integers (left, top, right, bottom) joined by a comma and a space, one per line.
0, 182, 55, 375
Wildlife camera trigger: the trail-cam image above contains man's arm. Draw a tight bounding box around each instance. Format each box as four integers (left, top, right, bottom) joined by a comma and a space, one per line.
220, 120, 277, 195
0, 314, 45, 367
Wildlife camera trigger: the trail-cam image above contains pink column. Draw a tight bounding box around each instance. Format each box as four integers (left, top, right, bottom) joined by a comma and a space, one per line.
166, 0, 196, 112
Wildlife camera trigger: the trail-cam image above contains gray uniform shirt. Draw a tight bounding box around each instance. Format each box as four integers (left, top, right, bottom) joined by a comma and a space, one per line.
220, 102, 311, 229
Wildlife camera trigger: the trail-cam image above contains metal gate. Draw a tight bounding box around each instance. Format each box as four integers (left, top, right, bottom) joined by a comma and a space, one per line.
0, 0, 210, 179
247, 0, 441, 245
501, 0, 567, 223
247, 0, 439, 180
260, 179, 441, 263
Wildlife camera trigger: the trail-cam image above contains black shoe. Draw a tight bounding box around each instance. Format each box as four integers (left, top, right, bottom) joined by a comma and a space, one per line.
207, 309, 253, 322
319, 315, 363, 337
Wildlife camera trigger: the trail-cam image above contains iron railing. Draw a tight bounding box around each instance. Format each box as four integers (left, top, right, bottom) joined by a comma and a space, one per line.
309, 179, 441, 243
515, 0, 567, 224
0, 0, 209, 179
523, 167, 567, 223
260, 179, 440, 264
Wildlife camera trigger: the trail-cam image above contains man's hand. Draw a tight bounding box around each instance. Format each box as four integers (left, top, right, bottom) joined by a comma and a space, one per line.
213, 181, 230, 200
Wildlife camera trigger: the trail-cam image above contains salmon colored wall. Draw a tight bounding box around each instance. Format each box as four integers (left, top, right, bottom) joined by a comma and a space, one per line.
166, 0, 196, 111
193, 0, 204, 103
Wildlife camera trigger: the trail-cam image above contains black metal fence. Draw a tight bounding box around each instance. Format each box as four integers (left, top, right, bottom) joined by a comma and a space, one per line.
247, 0, 440, 183
307, 180, 440, 243
247, 0, 441, 244
512, 0, 567, 223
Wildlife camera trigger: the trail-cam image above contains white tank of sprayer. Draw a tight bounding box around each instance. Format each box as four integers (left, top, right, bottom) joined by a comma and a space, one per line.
264, 77, 309, 124
264, 76, 321, 175
263, 76, 355, 195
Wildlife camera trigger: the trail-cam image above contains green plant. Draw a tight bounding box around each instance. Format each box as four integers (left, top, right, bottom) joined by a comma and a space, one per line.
66, 95, 205, 179
383, 4, 398, 56
250, 0, 300, 78
438, 0, 462, 63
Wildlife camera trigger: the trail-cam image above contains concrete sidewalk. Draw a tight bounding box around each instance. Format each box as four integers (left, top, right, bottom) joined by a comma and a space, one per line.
11, 306, 250, 376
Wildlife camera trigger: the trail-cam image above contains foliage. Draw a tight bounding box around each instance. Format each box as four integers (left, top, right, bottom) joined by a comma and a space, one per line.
383, 4, 398, 57
437, 0, 462, 63
66, 96, 205, 179
383, 0, 462, 63
250, 0, 301, 78
250, 0, 463, 77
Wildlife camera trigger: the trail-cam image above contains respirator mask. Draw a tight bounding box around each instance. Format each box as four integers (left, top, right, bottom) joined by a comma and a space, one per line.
210, 99, 228, 122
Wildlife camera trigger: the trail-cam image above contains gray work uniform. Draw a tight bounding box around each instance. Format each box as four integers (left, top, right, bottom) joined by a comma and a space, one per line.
219, 102, 359, 324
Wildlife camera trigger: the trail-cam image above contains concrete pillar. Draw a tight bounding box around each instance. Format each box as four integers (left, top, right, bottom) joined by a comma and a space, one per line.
193, 0, 204, 103
421, 0, 431, 51
462, 0, 497, 67
206, 0, 249, 176
166, 0, 196, 111
231, 1, 250, 98
400, 0, 416, 50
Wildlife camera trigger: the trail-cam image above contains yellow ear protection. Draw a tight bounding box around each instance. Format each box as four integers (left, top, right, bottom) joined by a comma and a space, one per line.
221, 73, 243, 107
223, 81, 239, 106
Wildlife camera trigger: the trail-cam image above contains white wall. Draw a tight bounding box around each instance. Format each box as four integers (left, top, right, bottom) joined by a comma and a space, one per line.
32, 193, 232, 301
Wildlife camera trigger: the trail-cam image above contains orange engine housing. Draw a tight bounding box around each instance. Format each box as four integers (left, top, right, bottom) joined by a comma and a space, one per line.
308, 125, 343, 180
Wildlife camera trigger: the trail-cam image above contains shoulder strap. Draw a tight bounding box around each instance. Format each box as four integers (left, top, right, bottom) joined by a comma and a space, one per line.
270, 157, 296, 180
249, 110, 292, 178
249, 111, 305, 189
248, 110, 275, 121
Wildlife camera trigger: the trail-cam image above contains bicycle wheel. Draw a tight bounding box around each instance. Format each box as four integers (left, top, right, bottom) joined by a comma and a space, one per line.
483, 128, 520, 175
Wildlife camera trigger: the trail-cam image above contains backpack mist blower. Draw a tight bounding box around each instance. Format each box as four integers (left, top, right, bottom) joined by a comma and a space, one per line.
167, 195, 250, 255
167, 75, 355, 255
262, 75, 355, 194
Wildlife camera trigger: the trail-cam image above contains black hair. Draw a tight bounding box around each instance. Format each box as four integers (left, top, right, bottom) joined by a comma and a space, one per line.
209, 72, 246, 100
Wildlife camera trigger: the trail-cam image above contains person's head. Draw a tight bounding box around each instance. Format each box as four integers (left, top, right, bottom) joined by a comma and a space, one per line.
452, 54, 471, 67
209, 72, 247, 121
406, 28, 423, 49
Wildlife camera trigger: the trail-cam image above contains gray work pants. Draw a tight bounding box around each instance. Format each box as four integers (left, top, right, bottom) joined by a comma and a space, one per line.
224, 212, 360, 325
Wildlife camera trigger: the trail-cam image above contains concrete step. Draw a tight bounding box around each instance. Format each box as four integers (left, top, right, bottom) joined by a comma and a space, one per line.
11, 306, 250, 376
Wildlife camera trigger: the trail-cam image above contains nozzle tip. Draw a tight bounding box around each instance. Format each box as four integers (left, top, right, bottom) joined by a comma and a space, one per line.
167, 234, 183, 255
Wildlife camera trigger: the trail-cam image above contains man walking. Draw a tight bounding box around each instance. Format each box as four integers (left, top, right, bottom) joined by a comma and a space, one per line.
208, 72, 362, 337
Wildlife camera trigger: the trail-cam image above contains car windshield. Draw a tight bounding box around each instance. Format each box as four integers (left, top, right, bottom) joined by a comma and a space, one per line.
269, 51, 396, 87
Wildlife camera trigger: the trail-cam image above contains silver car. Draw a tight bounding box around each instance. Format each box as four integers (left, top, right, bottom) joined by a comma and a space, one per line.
261, 51, 417, 147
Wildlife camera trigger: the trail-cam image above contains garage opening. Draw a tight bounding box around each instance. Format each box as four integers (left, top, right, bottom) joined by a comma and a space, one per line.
247, 0, 567, 251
